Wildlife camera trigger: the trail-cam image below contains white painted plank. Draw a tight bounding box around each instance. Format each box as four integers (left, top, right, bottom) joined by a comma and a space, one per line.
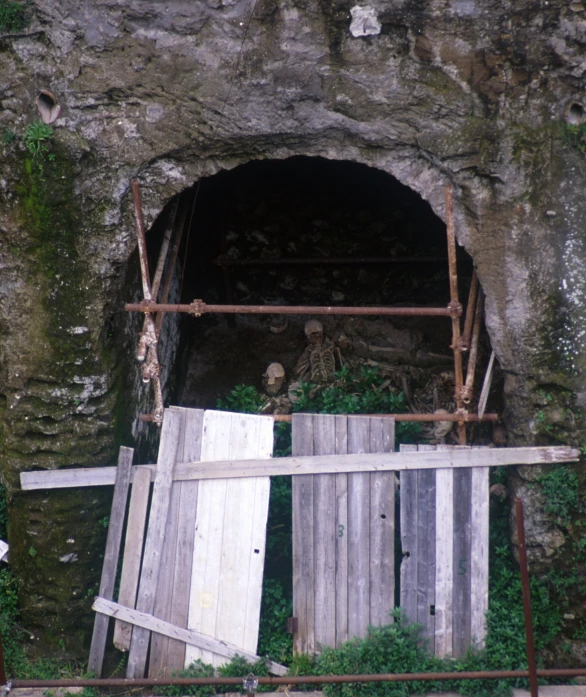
93, 597, 287, 676
88, 446, 134, 676
127, 409, 182, 678
416, 445, 436, 648
399, 445, 418, 625
114, 466, 151, 651
186, 410, 273, 669
470, 462, 490, 649
20, 446, 580, 491
434, 445, 454, 658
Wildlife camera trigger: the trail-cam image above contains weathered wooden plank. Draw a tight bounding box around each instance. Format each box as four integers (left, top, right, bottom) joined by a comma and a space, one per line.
114, 466, 151, 651
21, 446, 580, 491
347, 416, 370, 639
369, 418, 395, 627
88, 446, 134, 676
470, 460, 490, 649
434, 445, 454, 658
127, 409, 182, 679
399, 444, 418, 625
292, 414, 315, 655
313, 414, 337, 652
163, 408, 204, 673
93, 597, 287, 676
452, 463, 472, 658
416, 445, 436, 648
334, 415, 348, 647
186, 411, 272, 669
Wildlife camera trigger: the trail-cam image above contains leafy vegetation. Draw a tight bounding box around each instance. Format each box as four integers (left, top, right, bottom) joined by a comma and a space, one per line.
23, 121, 54, 160
0, 0, 30, 33
536, 465, 581, 526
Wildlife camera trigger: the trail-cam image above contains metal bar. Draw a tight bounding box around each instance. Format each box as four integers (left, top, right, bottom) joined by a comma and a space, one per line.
444, 183, 466, 445
132, 180, 152, 301
461, 290, 484, 404
126, 301, 461, 318
216, 255, 457, 267
270, 412, 499, 423
515, 497, 539, 697
151, 203, 177, 302
11, 668, 586, 688
155, 193, 189, 338
460, 271, 479, 352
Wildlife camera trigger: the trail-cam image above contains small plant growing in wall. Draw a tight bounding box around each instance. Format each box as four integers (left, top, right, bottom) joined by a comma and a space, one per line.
0, 0, 30, 33
23, 121, 53, 159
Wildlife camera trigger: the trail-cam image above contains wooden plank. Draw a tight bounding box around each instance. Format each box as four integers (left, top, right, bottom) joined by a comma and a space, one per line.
399, 444, 418, 625
292, 414, 315, 655
313, 415, 336, 652
416, 445, 436, 649
163, 408, 204, 673
113, 466, 151, 651
368, 418, 395, 627
434, 445, 454, 658
20, 446, 580, 491
93, 597, 287, 676
470, 459, 490, 649
334, 416, 348, 646
452, 462, 472, 658
88, 446, 134, 676
347, 416, 370, 639
186, 411, 273, 668
127, 409, 182, 678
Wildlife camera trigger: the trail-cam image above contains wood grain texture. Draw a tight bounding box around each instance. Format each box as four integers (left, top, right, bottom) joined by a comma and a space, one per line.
127, 409, 182, 678
368, 418, 395, 627
313, 414, 336, 652
114, 465, 151, 651
347, 416, 370, 639
452, 464, 472, 658
399, 445, 418, 625
292, 414, 315, 655
416, 445, 436, 647
94, 598, 287, 675
186, 411, 272, 669
470, 461, 489, 649
88, 446, 134, 676
334, 416, 349, 646
434, 445, 454, 658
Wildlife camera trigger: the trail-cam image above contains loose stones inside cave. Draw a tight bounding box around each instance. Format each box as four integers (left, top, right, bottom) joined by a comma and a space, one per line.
138, 156, 496, 432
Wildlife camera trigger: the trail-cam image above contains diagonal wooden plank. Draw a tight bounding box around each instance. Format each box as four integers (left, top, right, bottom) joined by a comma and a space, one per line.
114, 466, 151, 651
127, 409, 182, 678
292, 413, 315, 655
94, 597, 287, 675
88, 446, 134, 676
347, 415, 370, 639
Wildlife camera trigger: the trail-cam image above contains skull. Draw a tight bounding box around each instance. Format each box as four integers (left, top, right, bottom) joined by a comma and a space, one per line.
304, 319, 324, 346
263, 362, 286, 396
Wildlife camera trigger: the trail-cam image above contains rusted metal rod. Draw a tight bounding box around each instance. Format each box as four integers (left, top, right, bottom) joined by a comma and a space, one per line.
461, 290, 484, 404
460, 270, 479, 352
126, 300, 461, 318
271, 412, 499, 423
132, 180, 152, 301
445, 183, 466, 445
515, 497, 539, 697
215, 255, 455, 267
11, 668, 586, 688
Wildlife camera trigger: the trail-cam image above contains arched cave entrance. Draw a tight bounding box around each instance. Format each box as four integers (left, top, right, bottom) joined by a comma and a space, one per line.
137, 156, 499, 436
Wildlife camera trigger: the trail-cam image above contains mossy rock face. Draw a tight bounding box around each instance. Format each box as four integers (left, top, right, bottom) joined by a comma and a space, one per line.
1, 0, 586, 659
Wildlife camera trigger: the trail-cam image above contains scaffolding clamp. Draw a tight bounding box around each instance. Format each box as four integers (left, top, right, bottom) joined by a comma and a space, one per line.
189, 299, 206, 317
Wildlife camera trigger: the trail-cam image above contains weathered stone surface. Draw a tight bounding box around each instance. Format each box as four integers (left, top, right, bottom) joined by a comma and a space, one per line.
1, 0, 586, 657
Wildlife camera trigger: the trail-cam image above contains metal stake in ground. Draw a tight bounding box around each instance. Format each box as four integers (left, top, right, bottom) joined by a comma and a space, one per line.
515, 497, 539, 697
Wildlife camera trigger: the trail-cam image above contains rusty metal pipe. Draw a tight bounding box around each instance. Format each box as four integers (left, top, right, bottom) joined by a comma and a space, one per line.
132, 180, 152, 301
216, 255, 455, 267
460, 271, 479, 352
126, 301, 460, 317
445, 183, 466, 445
515, 497, 539, 697
461, 290, 484, 404
11, 668, 586, 688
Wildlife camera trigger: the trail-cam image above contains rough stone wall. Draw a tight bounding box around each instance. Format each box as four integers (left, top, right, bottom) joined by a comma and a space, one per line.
1, 0, 586, 653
